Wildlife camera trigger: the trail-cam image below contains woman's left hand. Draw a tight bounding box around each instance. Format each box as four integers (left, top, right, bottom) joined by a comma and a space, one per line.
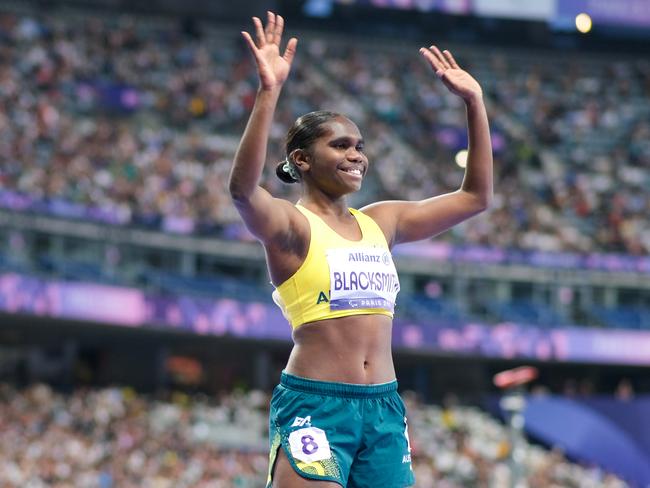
420, 46, 483, 102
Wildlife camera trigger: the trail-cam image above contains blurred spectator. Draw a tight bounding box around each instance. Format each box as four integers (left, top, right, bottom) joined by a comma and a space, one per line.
0, 9, 648, 255
0, 383, 269, 487
615, 378, 635, 402
0, 383, 627, 487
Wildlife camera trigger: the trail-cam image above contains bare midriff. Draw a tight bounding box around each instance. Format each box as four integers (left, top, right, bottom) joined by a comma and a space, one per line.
286, 314, 396, 384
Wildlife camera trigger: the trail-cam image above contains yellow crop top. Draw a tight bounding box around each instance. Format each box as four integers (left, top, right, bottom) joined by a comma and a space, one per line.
273, 205, 400, 329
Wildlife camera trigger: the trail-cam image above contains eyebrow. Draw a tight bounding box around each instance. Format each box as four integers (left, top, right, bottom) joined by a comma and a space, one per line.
329, 136, 364, 145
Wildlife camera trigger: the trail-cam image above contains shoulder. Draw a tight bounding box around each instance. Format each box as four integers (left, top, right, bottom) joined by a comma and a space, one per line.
358, 201, 406, 249
350, 206, 383, 229
359, 200, 407, 219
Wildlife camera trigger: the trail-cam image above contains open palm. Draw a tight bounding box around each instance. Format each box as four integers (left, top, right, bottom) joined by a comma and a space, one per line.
420, 46, 482, 101
242, 12, 298, 91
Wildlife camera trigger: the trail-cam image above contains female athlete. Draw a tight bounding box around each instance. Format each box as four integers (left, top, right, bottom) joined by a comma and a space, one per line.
229, 11, 492, 488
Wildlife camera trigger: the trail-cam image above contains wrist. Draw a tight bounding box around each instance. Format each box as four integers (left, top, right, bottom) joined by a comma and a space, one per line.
258, 82, 284, 94
257, 85, 282, 101
463, 91, 484, 107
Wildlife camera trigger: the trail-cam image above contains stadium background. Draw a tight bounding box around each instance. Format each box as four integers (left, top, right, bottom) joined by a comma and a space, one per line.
0, 0, 648, 486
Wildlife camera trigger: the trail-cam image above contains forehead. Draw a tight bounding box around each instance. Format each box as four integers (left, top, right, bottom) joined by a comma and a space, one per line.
320, 117, 363, 140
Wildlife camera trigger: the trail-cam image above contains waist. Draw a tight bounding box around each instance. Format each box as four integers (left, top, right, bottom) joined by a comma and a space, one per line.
280, 371, 397, 398
293, 314, 393, 347
286, 315, 396, 383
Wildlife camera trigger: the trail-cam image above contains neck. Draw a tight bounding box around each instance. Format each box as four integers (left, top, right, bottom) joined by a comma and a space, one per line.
298, 191, 350, 216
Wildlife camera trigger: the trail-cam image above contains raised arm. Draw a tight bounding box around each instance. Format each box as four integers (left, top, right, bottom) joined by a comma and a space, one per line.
228, 12, 298, 243
364, 46, 493, 247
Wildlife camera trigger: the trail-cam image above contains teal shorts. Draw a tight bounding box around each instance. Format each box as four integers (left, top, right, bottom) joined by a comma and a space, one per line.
266, 372, 415, 488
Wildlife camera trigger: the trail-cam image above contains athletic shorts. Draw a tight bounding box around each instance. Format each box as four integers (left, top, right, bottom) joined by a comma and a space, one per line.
266, 371, 415, 488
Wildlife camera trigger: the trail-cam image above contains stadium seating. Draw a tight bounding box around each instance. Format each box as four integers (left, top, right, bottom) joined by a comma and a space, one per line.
0, 383, 628, 487
0, 11, 648, 255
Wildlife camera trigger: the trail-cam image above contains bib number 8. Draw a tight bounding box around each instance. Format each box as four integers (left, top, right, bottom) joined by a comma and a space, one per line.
301, 435, 319, 455
289, 427, 331, 462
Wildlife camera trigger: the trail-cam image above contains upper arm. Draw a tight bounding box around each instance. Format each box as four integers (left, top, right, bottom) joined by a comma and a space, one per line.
231, 186, 310, 286
231, 185, 301, 245
361, 190, 489, 247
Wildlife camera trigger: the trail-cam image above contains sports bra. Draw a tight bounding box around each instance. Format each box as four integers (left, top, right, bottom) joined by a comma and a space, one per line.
272, 205, 400, 329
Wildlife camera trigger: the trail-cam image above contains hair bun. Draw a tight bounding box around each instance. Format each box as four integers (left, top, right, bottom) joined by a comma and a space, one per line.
276, 160, 300, 184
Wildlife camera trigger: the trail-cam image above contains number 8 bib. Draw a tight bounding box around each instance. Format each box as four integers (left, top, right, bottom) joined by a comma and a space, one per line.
289, 427, 332, 463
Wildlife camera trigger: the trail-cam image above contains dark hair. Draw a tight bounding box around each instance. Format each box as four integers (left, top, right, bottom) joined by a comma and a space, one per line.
275, 110, 341, 184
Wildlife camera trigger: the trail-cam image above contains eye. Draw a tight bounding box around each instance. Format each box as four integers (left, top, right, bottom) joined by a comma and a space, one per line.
356, 144, 365, 152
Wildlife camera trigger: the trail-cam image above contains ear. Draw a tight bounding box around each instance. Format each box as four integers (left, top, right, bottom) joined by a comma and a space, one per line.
291, 149, 311, 173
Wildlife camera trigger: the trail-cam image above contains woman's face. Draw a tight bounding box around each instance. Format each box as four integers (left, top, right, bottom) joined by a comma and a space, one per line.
303, 116, 368, 196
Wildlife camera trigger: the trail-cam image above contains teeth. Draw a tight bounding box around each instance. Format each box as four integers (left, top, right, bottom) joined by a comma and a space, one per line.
343, 169, 362, 175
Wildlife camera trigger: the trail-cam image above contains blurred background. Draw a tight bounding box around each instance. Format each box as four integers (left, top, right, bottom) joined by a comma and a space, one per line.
0, 0, 649, 486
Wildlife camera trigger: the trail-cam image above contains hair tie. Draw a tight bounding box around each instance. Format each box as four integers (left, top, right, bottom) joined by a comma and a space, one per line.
282, 158, 300, 181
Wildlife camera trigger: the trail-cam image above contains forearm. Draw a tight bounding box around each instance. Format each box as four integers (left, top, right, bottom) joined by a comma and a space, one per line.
228, 87, 282, 200
460, 94, 493, 208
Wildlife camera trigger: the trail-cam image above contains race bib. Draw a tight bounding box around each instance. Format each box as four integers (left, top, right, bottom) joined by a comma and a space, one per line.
289, 427, 332, 463
326, 247, 400, 312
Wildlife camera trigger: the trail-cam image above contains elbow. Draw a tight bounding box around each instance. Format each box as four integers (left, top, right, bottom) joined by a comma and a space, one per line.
229, 191, 251, 206
464, 189, 492, 214
228, 186, 244, 203
228, 179, 250, 204
478, 191, 493, 212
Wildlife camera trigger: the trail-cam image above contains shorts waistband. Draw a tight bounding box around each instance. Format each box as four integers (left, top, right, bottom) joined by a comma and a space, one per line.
280, 371, 397, 398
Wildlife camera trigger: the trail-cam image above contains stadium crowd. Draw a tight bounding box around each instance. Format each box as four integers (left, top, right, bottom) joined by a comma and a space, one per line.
0, 383, 629, 487
0, 383, 269, 488
0, 10, 648, 254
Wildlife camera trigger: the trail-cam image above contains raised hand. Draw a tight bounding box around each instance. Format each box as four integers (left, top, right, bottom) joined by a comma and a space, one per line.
420, 46, 482, 102
242, 11, 298, 91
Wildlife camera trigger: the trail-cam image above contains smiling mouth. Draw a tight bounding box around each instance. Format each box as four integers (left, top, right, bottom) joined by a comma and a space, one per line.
340, 168, 363, 177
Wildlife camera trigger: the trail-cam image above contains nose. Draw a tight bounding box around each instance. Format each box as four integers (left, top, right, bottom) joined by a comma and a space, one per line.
346, 147, 365, 162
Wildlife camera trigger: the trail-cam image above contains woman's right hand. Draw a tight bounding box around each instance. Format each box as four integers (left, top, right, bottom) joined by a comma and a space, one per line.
242, 11, 298, 91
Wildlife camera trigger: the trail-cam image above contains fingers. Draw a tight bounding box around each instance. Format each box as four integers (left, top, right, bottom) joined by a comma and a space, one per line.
265, 11, 275, 44
420, 45, 461, 74
250, 11, 287, 48
283, 37, 298, 65
443, 50, 460, 69
274, 14, 285, 45
241, 31, 257, 55
252, 16, 265, 47
430, 46, 451, 69
247, 11, 294, 65
419, 47, 444, 77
